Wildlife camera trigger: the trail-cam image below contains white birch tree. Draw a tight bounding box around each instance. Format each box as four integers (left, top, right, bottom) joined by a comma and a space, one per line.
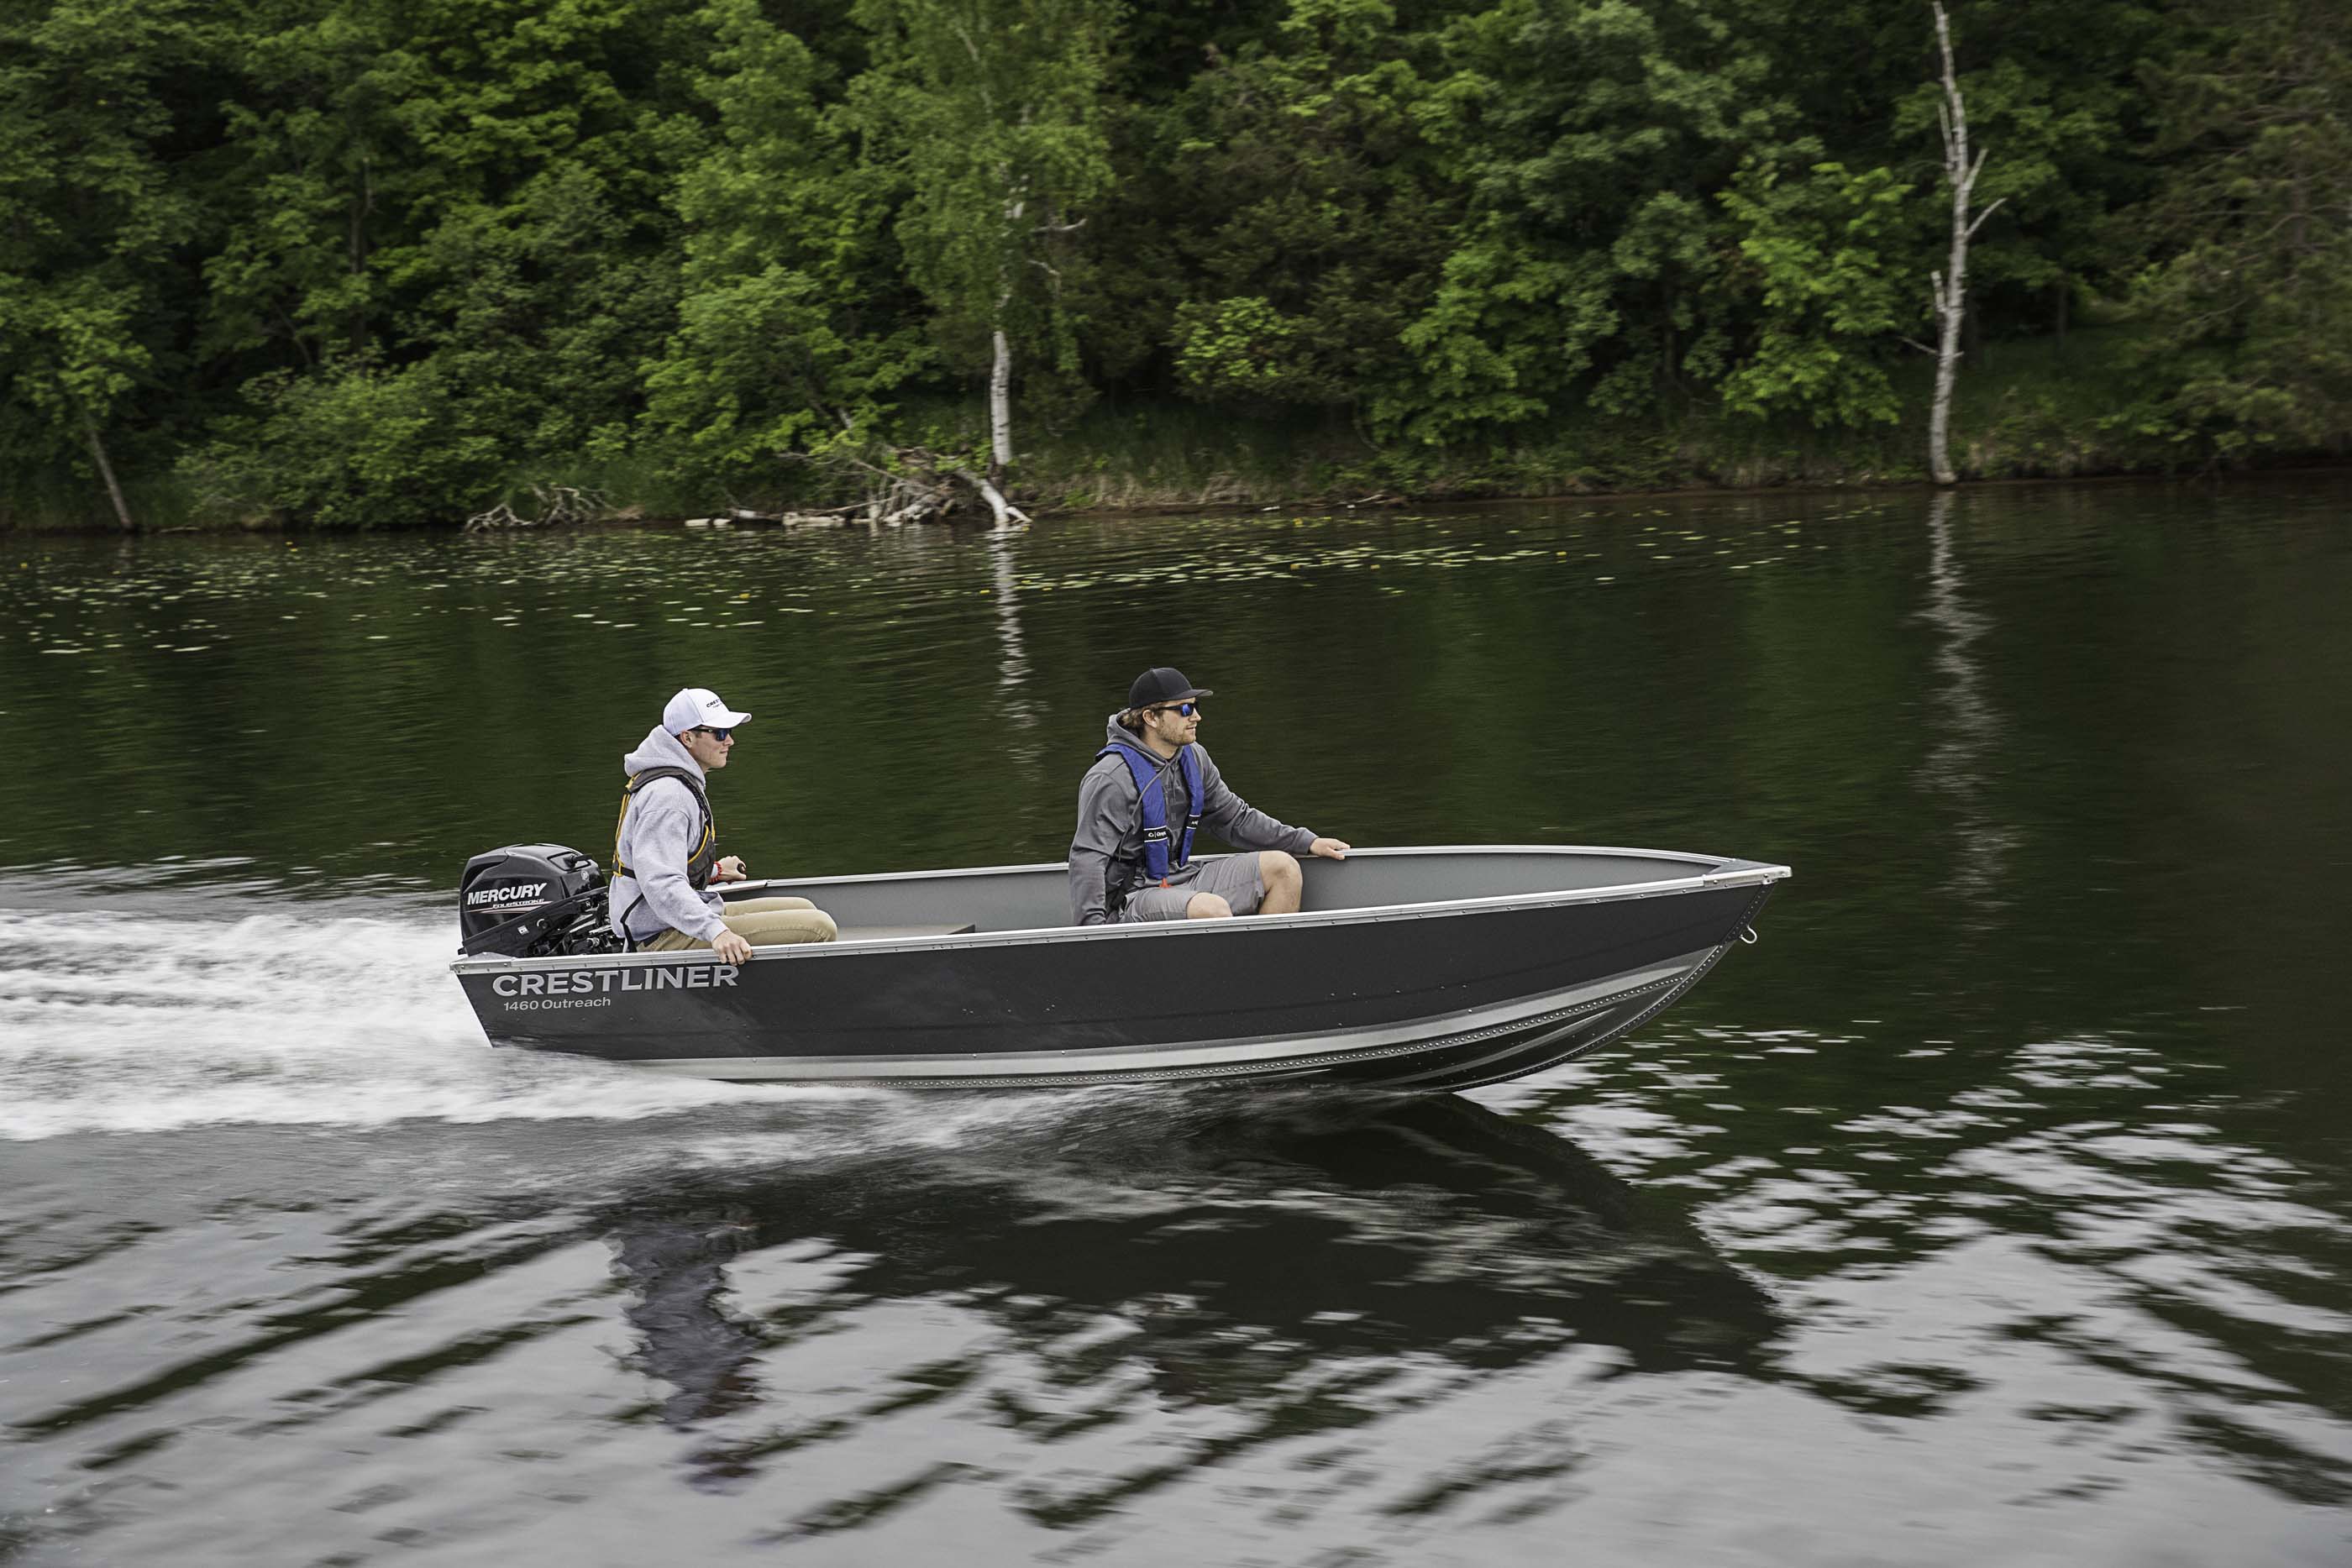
1925, 0, 2002, 485
849, 0, 1114, 506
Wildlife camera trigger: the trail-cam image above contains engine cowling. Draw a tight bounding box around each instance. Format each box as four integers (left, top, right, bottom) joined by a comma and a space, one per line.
457, 844, 606, 956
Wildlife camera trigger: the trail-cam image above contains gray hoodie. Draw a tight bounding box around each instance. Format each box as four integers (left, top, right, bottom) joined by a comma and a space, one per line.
609, 726, 727, 945
1068, 712, 1315, 925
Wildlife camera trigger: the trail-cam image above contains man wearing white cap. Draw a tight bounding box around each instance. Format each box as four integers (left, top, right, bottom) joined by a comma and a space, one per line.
608, 687, 836, 962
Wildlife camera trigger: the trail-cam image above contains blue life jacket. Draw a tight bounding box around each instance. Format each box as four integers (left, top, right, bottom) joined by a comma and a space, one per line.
1096, 742, 1203, 884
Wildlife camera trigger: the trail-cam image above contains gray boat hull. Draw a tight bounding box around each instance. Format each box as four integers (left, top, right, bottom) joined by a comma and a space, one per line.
450, 847, 1786, 1091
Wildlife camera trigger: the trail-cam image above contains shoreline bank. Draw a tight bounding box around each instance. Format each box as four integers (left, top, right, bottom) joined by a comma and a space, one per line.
9, 454, 2348, 539
10, 328, 2349, 536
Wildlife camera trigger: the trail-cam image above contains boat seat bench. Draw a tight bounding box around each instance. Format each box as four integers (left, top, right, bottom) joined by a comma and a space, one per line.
831, 921, 977, 943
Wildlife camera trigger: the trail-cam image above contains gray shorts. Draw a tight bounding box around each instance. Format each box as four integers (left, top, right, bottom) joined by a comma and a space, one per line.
1116, 853, 1268, 923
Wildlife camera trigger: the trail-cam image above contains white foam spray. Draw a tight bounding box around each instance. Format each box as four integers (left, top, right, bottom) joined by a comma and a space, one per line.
0, 904, 825, 1140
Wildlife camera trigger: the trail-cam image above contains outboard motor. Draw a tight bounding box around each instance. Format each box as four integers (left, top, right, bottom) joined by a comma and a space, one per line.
457, 844, 615, 957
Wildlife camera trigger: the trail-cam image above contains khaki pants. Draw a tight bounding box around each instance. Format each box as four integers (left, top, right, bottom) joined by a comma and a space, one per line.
645, 896, 837, 951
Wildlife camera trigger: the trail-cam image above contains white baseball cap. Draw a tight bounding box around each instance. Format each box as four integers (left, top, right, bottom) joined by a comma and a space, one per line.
663, 687, 752, 734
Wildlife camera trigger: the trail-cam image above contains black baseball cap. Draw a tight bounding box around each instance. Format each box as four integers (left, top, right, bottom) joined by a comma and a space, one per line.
1128, 667, 1214, 710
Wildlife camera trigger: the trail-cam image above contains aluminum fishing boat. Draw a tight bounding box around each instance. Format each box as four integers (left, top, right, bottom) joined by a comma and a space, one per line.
450, 845, 1788, 1090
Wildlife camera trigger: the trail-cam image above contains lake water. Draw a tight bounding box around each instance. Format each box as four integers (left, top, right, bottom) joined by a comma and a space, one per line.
3, 480, 2349, 1565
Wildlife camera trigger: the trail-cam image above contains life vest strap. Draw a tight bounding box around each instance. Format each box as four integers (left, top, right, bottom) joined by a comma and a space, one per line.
613, 765, 718, 893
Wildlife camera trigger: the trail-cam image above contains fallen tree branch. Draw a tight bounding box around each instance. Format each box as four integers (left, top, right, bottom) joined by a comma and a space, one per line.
776, 441, 1032, 527
465, 482, 607, 532
953, 467, 1032, 528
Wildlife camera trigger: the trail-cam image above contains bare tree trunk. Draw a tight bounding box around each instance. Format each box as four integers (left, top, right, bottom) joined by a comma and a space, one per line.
82, 412, 134, 532
1926, 1, 2002, 487
988, 323, 1014, 484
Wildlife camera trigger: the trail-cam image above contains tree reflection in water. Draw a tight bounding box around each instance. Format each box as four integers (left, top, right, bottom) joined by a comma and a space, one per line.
1919, 490, 2019, 915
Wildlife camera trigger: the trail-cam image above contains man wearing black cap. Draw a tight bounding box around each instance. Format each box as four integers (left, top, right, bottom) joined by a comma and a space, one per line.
1068, 667, 1348, 926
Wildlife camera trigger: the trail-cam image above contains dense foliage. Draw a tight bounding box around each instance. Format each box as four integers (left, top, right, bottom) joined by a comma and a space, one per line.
2, 0, 2346, 525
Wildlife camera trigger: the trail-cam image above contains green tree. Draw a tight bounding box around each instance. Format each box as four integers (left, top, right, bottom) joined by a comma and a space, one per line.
1159, 0, 1456, 412
2126, 0, 2352, 451
186, 0, 708, 524
1760, 0, 2167, 339
1378, 0, 1790, 443
642, 0, 929, 485
195, 0, 400, 373
0, 0, 204, 527
848, 0, 1118, 484
1718, 158, 1918, 426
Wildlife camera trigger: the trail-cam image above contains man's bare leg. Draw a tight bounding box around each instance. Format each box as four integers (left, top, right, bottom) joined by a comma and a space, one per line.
1185, 893, 1234, 920
1257, 851, 1304, 915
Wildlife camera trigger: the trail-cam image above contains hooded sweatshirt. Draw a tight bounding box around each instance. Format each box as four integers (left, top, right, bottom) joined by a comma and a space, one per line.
1068, 712, 1316, 925
609, 726, 727, 945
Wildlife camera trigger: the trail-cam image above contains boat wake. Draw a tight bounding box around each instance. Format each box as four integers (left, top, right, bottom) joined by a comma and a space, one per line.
0, 902, 871, 1141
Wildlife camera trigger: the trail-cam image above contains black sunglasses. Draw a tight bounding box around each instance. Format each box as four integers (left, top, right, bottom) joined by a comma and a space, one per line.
1151, 701, 1200, 718
694, 726, 733, 742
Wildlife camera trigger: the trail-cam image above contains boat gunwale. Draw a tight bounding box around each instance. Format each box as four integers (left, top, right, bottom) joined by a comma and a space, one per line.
447, 844, 1790, 976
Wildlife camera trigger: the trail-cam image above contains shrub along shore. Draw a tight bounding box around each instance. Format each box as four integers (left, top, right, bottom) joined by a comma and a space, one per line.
5, 328, 2340, 532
